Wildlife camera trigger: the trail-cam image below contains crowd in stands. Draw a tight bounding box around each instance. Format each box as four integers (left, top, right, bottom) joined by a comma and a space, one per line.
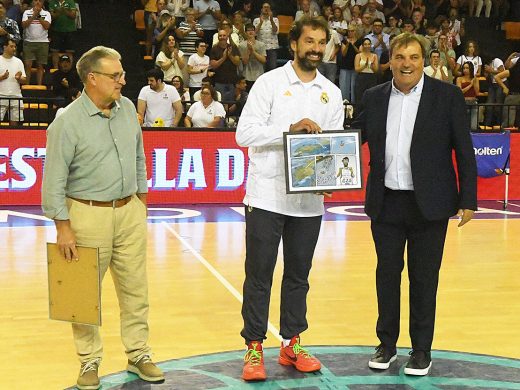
135, 0, 520, 130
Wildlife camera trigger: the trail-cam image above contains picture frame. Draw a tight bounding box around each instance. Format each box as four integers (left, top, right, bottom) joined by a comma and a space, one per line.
283, 129, 362, 194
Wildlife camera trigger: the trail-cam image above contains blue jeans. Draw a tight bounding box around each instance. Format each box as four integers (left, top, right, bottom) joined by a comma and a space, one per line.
339, 69, 357, 103
265, 49, 278, 72
214, 82, 235, 102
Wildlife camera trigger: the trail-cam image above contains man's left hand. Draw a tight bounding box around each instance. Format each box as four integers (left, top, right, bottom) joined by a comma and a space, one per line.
457, 209, 474, 227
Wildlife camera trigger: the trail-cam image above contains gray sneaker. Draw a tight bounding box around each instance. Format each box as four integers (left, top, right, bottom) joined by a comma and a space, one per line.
127, 354, 165, 382
77, 358, 101, 390
368, 344, 397, 370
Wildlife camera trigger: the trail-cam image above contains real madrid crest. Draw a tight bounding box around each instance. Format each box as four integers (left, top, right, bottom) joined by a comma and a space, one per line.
320, 92, 329, 104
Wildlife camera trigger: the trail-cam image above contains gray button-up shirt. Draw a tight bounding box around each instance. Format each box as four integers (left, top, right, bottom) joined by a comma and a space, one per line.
42, 91, 147, 220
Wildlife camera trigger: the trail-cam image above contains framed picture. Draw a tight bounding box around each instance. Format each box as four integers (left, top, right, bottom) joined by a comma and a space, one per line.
283, 129, 362, 194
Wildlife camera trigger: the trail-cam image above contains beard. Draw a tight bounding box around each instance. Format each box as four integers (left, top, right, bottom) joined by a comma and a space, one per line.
297, 51, 324, 72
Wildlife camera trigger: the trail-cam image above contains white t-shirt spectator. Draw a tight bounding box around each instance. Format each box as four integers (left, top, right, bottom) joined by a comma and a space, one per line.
457, 54, 482, 76
323, 29, 342, 64
156, 49, 185, 83
253, 17, 279, 50
187, 53, 210, 87
489, 58, 505, 83
193, 89, 221, 101
424, 65, 448, 80
22, 9, 52, 42
186, 100, 226, 127
138, 84, 181, 127
0, 55, 25, 96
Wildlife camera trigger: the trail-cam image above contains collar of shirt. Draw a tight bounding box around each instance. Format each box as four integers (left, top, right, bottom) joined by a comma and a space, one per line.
79, 91, 121, 117
391, 73, 425, 97
284, 60, 325, 89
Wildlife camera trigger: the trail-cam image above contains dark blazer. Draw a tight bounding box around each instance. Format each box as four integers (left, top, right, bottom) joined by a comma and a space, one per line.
352, 75, 478, 221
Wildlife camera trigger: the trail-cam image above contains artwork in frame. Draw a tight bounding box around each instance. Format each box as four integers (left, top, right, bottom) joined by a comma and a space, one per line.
283, 129, 362, 193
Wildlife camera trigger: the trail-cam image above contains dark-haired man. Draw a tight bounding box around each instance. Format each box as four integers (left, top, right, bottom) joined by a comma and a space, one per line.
137, 68, 182, 127
51, 54, 81, 105
0, 38, 25, 126
353, 33, 477, 376
236, 16, 344, 382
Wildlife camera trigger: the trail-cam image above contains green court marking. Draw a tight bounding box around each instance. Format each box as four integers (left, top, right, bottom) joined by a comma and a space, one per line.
97, 346, 520, 389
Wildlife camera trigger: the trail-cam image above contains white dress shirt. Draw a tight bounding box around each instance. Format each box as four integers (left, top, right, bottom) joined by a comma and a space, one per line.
385, 75, 424, 190
236, 61, 344, 217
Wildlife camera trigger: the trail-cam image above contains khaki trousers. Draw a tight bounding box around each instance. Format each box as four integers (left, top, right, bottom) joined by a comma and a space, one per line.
67, 195, 150, 363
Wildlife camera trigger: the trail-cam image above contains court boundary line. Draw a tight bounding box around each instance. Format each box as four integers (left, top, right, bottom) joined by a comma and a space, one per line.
161, 221, 283, 342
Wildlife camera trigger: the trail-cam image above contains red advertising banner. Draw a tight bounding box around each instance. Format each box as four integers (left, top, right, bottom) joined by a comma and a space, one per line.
0, 128, 517, 206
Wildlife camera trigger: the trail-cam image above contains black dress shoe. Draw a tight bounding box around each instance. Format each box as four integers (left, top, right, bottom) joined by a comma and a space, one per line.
404, 350, 432, 376
368, 344, 397, 370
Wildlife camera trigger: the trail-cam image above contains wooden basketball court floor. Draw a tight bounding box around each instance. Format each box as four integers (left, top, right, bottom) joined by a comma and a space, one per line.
0, 201, 519, 389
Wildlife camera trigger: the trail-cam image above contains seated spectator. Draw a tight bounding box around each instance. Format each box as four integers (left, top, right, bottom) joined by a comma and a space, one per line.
0, 38, 25, 126
227, 76, 248, 118
239, 23, 266, 90
424, 49, 448, 81
0, 1, 21, 51
156, 34, 185, 83
187, 39, 211, 96
21, 0, 51, 85
154, 10, 176, 56
54, 87, 80, 118
185, 85, 226, 127
51, 54, 82, 106
171, 75, 190, 102
193, 76, 221, 100
137, 68, 183, 127
48, 0, 77, 69
456, 61, 480, 130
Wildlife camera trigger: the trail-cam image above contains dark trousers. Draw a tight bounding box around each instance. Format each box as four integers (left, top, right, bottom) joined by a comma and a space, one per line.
240, 206, 322, 343
485, 83, 505, 126
370, 189, 449, 352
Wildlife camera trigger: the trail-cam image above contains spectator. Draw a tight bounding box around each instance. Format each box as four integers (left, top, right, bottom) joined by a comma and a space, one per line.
383, 15, 401, 38
176, 7, 204, 70
412, 8, 426, 34
48, 0, 76, 68
295, 0, 319, 21
228, 76, 248, 119
156, 34, 186, 83
0, 0, 21, 51
357, 12, 373, 38
456, 61, 480, 129
232, 10, 248, 44
166, 0, 189, 25
54, 87, 80, 118
154, 10, 176, 56
297, 0, 322, 15
437, 33, 456, 82
495, 55, 520, 129
402, 18, 415, 33
239, 23, 266, 90
193, 0, 222, 50
354, 37, 378, 104
0, 38, 25, 126
366, 0, 386, 23
253, 2, 279, 72
338, 25, 360, 102
330, 6, 348, 37
455, 40, 482, 77
447, 7, 463, 52
319, 15, 341, 83
483, 57, 505, 127
137, 68, 183, 127
332, 0, 352, 23
193, 76, 222, 100
235, 0, 253, 25
424, 49, 448, 81
365, 18, 390, 61
219, 0, 236, 17
212, 18, 239, 46
185, 84, 226, 127
187, 40, 210, 96
51, 54, 81, 105
142, 0, 158, 56
171, 74, 190, 102
210, 28, 240, 102
349, 4, 362, 26
21, 0, 51, 85
423, 23, 439, 59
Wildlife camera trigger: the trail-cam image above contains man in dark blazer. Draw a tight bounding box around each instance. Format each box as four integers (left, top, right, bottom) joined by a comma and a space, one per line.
352, 32, 477, 376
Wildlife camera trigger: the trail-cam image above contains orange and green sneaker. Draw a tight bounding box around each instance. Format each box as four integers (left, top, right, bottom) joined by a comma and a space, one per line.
278, 335, 321, 372
242, 341, 267, 381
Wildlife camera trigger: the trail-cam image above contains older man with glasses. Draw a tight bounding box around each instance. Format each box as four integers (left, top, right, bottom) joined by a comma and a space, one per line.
42, 46, 164, 390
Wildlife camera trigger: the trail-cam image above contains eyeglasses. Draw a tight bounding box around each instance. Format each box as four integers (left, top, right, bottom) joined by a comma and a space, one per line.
92, 71, 126, 82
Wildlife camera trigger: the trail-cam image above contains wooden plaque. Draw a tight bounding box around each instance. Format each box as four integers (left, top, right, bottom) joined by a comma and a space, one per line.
47, 243, 101, 326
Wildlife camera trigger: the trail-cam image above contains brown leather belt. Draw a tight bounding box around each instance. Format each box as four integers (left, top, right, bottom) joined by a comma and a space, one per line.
70, 195, 133, 208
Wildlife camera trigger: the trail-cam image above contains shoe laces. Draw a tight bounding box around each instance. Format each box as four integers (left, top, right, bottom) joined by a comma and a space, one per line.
134, 354, 152, 365
244, 345, 263, 366
80, 358, 100, 376
292, 342, 313, 359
